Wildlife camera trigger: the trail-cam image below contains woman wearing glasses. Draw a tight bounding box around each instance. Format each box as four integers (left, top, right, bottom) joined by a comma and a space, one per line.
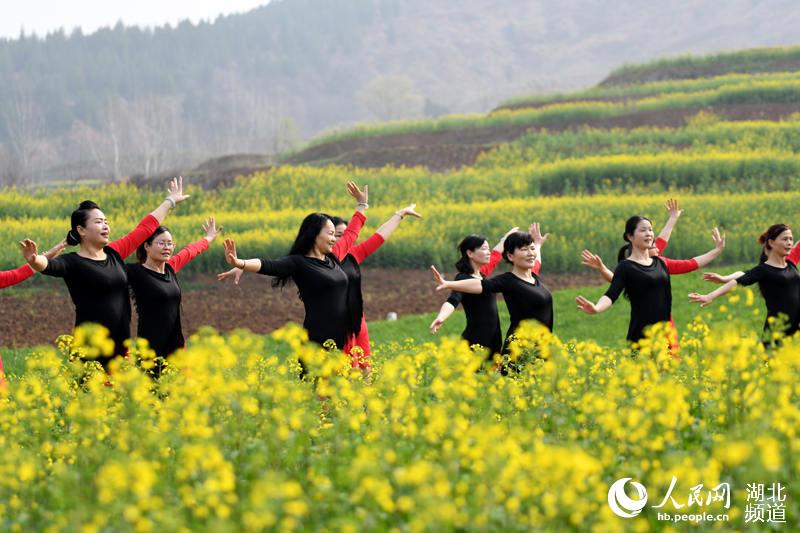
126, 217, 221, 374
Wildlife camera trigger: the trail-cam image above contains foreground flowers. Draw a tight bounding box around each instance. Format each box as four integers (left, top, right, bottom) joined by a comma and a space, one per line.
1, 300, 798, 531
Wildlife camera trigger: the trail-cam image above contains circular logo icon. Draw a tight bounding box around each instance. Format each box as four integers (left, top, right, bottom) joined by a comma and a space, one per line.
608, 477, 648, 518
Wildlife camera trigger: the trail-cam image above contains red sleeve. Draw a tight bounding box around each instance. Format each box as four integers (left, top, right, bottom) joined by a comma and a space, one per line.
108, 214, 161, 259
167, 239, 210, 274
350, 233, 385, 264
788, 241, 800, 266
532, 260, 541, 275
655, 237, 668, 255
332, 211, 366, 261
661, 256, 699, 275
481, 250, 503, 277
0, 264, 34, 289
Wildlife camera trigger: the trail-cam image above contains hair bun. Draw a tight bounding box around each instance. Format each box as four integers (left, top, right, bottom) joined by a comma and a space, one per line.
65, 230, 80, 246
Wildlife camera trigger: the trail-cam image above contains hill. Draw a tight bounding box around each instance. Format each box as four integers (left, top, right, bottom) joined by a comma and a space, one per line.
2, 0, 800, 184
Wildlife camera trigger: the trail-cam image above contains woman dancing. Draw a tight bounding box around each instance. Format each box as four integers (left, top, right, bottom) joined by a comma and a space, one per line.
690, 224, 800, 342
432, 228, 553, 357
576, 214, 724, 349
127, 217, 221, 374
430, 225, 546, 358
19, 177, 189, 367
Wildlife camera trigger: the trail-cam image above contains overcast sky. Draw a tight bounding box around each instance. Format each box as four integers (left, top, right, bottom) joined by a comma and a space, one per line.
0, 1, 271, 39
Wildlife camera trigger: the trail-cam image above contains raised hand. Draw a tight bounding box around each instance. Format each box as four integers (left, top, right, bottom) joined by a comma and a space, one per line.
502, 226, 520, 240
580, 249, 605, 271
42, 238, 67, 260
665, 198, 683, 219
529, 222, 549, 247
430, 265, 448, 291
711, 227, 725, 250
19, 239, 39, 264
703, 272, 728, 284
217, 267, 244, 284
202, 216, 223, 243
396, 203, 422, 219
688, 292, 713, 307
223, 238, 239, 267
575, 295, 598, 314
167, 176, 191, 205
346, 181, 368, 204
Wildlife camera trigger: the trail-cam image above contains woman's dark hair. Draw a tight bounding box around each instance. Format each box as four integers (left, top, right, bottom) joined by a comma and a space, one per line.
330, 216, 346, 228
273, 212, 333, 288
136, 226, 170, 263
503, 231, 534, 264
455, 234, 489, 274
617, 215, 652, 263
758, 224, 791, 263
66, 200, 102, 246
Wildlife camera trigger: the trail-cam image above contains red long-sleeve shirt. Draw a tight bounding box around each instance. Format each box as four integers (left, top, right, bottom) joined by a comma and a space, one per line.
0, 264, 34, 289
108, 215, 161, 259
332, 211, 366, 261
167, 238, 210, 273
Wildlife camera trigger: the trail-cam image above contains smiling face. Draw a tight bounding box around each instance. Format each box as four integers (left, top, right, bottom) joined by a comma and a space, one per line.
769, 229, 794, 258
315, 220, 337, 255
77, 208, 110, 247
627, 219, 655, 252
144, 231, 175, 263
467, 240, 491, 265
506, 242, 538, 270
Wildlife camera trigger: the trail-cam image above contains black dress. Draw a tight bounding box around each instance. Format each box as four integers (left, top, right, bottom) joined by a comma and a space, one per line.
43, 249, 132, 363
127, 263, 185, 359
738, 262, 800, 338
604, 257, 672, 343
258, 254, 351, 349
446, 272, 503, 356
480, 271, 553, 352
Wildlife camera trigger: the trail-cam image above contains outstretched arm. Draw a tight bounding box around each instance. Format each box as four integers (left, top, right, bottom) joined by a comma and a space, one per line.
703, 271, 745, 284
151, 176, 191, 224
110, 177, 190, 258
575, 295, 613, 314
332, 181, 369, 260
375, 204, 421, 240
691, 227, 725, 268
218, 239, 263, 276
349, 204, 422, 264
169, 217, 222, 273
431, 265, 483, 294
430, 302, 456, 333
581, 249, 614, 283
689, 279, 738, 307
17, 238, 68, 274
657, 198, 683, 244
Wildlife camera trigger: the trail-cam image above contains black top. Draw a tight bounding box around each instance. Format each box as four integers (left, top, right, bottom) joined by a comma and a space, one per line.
605, 257, 672, 343
339, 255, 364, 337
738, 262, 800, 336
481, 272, 553, 350
447, 272, 503, 355
126, 263, 184, 359
42, 249, 131, 360
259, 254, 351, 349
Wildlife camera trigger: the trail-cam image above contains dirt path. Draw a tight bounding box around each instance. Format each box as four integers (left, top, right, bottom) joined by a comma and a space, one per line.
0, 268, 602, 348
